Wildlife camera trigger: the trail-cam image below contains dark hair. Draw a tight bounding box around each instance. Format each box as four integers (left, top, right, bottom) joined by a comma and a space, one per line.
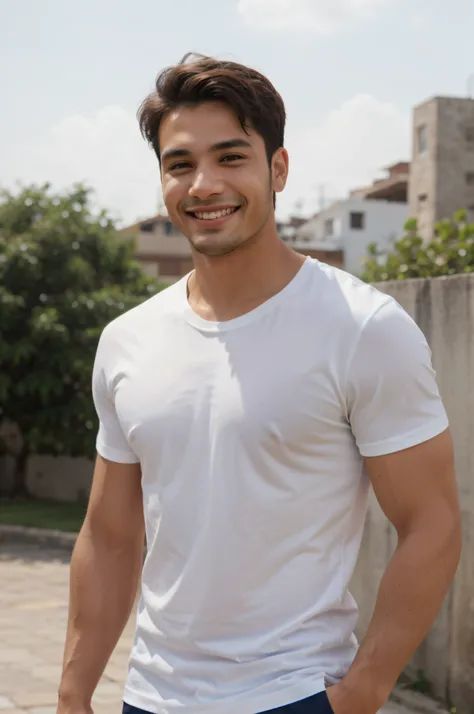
138, 53, 286, 166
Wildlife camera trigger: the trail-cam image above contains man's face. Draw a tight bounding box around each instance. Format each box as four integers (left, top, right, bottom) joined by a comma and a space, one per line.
159, 102, 288, 257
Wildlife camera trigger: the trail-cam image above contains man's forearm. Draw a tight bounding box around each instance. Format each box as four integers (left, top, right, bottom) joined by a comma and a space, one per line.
333, 520, 461, 712
58, 523, 143, 709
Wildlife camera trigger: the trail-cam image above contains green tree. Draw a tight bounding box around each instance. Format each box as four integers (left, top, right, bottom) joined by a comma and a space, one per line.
360, 210, 474, 283
0, 183, 161, 498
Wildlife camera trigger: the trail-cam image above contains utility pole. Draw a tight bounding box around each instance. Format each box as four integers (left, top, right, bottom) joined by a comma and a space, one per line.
293, 199, 304, 217
468, 74, 474, 98
318, 184, 326, 212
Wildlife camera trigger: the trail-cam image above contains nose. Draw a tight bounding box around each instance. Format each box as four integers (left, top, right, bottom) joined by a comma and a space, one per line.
189, 165, 224, 200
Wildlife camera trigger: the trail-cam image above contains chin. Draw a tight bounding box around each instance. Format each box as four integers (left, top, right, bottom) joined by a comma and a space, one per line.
191, 235, 245, 258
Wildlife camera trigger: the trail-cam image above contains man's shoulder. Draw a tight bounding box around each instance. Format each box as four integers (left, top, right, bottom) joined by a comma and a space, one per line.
308, 259, 395, 328
105, 277, 185, 335
312, 262, 427, 372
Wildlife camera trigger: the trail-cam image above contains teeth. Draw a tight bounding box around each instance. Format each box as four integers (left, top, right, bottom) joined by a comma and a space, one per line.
194, 207, 236, 220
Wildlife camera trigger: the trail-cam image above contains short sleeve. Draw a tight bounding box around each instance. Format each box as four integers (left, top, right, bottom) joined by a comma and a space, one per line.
347, 299, 449, 458
92, 328, 140, 464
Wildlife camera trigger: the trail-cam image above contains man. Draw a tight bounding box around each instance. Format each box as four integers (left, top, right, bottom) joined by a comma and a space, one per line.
57, 54, 462, 714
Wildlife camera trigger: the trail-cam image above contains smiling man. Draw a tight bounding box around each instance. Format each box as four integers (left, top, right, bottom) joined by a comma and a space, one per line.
57, 54, 462, 714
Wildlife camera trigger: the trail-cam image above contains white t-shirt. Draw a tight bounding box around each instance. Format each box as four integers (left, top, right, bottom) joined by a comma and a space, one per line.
92, 258, 448, 714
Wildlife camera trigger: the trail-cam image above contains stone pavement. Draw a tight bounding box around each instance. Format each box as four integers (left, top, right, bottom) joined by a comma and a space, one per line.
0, 541, 446, 714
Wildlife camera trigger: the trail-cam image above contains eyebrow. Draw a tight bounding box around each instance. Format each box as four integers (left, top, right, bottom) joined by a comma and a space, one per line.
161, 138, 253, 163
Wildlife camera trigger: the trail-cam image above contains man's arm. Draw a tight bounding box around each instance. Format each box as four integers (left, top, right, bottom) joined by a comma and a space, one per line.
57, 455, 144, 714
327, 429, 462, 714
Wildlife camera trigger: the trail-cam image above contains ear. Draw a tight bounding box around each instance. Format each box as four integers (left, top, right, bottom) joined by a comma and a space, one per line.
271, 148, 289, 194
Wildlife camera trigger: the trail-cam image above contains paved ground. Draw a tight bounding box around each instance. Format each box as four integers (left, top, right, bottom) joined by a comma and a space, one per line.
0, 541, 446, 714
0, 542, 134, 714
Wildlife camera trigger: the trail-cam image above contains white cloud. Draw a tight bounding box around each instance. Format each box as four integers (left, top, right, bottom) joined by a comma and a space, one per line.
3, 106, 161, 227
237, 0, 393, 33
278, 94, 410, 217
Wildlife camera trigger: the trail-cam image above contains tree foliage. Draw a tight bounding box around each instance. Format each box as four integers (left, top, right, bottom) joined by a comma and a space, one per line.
360, 210, 474, 283
0, 183, 160, 496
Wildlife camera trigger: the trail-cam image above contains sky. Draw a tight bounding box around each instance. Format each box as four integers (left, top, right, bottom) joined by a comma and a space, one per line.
1, 0, 473, 226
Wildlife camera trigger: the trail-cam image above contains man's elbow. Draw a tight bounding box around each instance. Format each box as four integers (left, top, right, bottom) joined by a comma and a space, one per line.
400, 502, 462, 573
428, 504, 463, 576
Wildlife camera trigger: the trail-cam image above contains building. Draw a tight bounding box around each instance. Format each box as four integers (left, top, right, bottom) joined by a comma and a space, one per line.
409, 96, 474, 239
276, 215, 308, 243
278, 214, 344, 269
120, 214, 193, 284
292, 163, 409, 276
277, 216, 345, 269
122, 213, 344, 282
350, 161, 409, 203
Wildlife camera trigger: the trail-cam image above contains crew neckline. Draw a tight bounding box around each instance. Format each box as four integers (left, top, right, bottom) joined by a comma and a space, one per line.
181, 257, 313, 333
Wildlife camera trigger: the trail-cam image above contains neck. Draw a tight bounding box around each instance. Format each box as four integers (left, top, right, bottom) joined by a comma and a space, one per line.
187, 218, 306, 322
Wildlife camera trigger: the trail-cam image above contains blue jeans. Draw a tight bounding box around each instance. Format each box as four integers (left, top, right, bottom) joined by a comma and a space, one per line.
122, 690, 334, 714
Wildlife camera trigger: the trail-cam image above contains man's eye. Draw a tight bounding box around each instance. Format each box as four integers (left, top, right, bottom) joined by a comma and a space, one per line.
169, 162, 191, 171
221, 154, 245, 163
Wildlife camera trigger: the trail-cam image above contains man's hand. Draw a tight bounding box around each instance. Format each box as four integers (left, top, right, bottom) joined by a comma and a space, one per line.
326, 681, 384, 714
57, 706, 93, 714
56, 693, 93, 714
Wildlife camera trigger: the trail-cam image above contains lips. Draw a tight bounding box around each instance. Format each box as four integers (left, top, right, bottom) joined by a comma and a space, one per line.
186, 205, 240, 220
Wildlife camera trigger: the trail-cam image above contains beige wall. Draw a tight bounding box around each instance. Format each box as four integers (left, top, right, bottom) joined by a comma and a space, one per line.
408, 98, 439, 240
135, 230, 191, 258
1, 273, 474, 709
436, 98, 474, 226
0, 454, 94, 503
351, 273, 474, 712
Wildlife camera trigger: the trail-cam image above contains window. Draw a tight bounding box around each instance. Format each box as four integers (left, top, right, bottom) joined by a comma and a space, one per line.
417, 124, 428, 155
350, 211, 365, 230
324, 218, 334, 237
140, 221, 155, 233
466, 126, 474, 144
466, 172, 474, 186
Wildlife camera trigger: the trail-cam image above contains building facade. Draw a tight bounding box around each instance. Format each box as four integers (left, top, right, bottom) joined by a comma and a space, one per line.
120, 214, 193, 284
289, 162, 409, 276
409, 96, 474, 239
293, 196, 408, 277
351, 161, 409, 203
277, 216, 345, 268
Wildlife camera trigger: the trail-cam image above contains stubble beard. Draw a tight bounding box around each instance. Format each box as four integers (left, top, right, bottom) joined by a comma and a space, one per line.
189, 190, 274, 259
191, 231, 246, 258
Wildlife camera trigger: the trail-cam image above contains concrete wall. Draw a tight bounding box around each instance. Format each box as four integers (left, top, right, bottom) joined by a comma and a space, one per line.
351, 273, 474, 713
408, 98, 439, 240
409, 96, 474, 239
0, 454, 94, 502
436, 98, 474, 226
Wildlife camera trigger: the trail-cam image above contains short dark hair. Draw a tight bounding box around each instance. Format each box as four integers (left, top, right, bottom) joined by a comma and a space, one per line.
138, 53, 286, 166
